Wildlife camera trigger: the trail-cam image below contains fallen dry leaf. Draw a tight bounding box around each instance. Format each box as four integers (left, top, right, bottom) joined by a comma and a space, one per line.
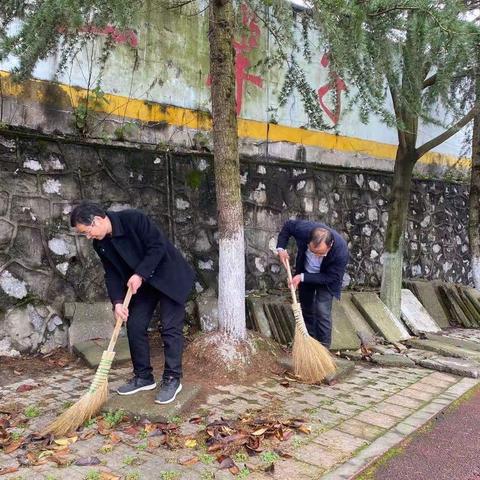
99, 472, 120, 480
218, 455, 236, 470
0, 466, 18, 476
297, 425, 311, 435
147, 435, 166, 449
252, 427, 268, 436
179, 455, 199, 466
189, 417, 202, 424
80, 430, 96, 441
16, 384, 37, 393
3, 439, 23, 454
54, 436, 77, 447
185, 438, 197, 448
109, 432, 121, 444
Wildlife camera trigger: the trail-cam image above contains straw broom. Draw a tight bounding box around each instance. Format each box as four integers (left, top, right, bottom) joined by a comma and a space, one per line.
283, 259, 336, 383
43, 288, 133, 436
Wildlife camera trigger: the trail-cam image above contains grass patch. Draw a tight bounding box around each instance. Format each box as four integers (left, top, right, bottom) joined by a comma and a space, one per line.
24, 405, 40, 418
103, 409, 125, 428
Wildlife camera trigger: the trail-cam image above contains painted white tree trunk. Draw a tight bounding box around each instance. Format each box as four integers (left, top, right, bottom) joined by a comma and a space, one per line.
218, 233, 246, 339
380, 248, 403, 319
472, 256, 480, 291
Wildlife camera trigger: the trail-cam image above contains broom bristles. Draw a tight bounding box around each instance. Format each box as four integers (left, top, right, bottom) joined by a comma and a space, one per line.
42, 351, 115, 436
291, 304, 336, 384
42, 381, 108, 436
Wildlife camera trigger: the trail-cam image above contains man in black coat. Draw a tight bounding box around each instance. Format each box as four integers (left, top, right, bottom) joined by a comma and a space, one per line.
276, 219, 349, 348
71, 202, 195, 404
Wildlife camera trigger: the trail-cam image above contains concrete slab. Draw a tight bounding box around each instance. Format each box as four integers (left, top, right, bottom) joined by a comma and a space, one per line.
400, 289, 441, 335
73, 337, 131, 368
341, 293, 376, 337
426, 333, 480, 352
415, 355, 480, 378
437, 284, 473, 328
352, 292, 411, 343
405, 281, 451, 329
407, 338, 480, 362
65, 301, 115, 348
331, 299, 362, 351
104, 382, 202, 421
371, 353, 416, 368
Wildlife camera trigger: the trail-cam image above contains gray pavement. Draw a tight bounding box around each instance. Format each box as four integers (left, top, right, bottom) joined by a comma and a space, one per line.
0, 362, 477, 479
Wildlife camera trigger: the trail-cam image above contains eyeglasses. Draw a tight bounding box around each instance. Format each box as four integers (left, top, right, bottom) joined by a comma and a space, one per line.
75, 219, 96, 237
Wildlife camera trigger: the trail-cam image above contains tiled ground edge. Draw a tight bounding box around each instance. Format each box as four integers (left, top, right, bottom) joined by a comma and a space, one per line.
321, 377, 480, 480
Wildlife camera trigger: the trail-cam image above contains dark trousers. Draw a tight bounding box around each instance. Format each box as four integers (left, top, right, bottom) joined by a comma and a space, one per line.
126, 283, 184, 381
298, 283, 333, 348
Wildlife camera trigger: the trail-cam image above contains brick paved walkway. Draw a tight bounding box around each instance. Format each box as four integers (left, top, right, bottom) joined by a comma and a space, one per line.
0, 364, 475, 479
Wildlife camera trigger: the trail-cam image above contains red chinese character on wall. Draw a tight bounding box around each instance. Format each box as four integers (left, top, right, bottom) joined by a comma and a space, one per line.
317, 53, 346, 125
207, 4, 263, 116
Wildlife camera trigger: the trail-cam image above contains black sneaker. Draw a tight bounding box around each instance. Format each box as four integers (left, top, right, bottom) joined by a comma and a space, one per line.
116, 377, 156, 396
155, 377, 182, 404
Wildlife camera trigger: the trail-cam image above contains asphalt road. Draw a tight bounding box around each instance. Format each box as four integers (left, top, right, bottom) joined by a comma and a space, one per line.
371, 387, 480, 480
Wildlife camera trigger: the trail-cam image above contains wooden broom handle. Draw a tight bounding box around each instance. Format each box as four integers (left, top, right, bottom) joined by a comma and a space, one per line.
107, 287, 133, 353
283, 257, 299, 306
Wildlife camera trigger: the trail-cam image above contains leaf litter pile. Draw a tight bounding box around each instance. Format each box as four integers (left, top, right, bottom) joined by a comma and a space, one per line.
0, 400, 311, 477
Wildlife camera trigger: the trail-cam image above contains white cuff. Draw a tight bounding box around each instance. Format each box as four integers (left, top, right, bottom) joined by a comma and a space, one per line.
301, 273, 304, 282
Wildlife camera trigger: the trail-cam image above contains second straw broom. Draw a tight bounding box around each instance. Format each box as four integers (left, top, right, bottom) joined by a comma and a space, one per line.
283, 259, 336, 383
43, 288, 133, 436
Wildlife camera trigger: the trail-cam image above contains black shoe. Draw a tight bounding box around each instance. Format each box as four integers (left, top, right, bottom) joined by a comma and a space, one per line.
116, 377, 156, 396
155, 377, 182, 404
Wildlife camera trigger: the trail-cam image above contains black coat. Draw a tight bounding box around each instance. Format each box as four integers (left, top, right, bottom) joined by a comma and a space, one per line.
276, 220, 349, 299
93, 209, 195, 305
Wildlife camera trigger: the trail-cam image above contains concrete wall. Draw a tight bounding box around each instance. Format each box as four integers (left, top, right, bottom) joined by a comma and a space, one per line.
0, 128, 471, 354
0, 3, 470, 175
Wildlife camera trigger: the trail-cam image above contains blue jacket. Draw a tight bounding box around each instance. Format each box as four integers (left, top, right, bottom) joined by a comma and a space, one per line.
93, 209, 195, 305
276, 220, 349, 299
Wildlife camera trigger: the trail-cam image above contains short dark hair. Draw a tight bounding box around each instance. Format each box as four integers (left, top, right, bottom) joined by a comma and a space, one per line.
309, 227, 333, 247
70, 201, 106, 227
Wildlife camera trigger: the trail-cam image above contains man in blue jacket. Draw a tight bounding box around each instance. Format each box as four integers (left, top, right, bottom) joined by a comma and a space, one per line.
71, 202, 195, 404
276, 219, 349, 348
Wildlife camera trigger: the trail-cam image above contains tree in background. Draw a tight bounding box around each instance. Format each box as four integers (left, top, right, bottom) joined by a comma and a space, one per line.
468, 49, 480, 289
310, 0, 480, 316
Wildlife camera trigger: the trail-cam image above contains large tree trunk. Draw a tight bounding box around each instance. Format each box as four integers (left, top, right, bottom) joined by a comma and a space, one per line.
469, 74, 480, 290
380, 146, 417, 318
208, 0, 246, 339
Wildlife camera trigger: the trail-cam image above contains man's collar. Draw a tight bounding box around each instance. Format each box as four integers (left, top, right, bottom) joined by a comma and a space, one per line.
106, 212, 125, 237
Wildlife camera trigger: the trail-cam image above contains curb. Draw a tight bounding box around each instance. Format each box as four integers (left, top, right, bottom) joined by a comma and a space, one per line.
321, 377, 480, 480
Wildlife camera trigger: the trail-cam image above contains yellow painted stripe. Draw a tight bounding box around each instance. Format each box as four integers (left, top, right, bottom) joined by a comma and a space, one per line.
0, 70, 469, 168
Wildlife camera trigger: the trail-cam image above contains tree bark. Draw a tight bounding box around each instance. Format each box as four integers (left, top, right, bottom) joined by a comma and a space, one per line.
469, 71, 480, 290
208, 0, 246, 339
380, 145, 417, 318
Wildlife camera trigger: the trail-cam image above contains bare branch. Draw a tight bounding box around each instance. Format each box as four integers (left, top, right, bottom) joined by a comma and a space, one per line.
416, 103, 480, 158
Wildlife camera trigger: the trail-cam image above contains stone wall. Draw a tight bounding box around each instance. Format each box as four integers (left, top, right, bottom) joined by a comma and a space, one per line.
0, 129, 471, 354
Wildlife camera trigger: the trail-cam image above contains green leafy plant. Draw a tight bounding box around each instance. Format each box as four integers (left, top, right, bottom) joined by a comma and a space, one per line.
103, 409, 125, 428
125, 473, 140, 480
10, 429, 24, 441
73, 86, 109, 136
260, 451, 280, 463
159, 472, 180, 480
233, 452, 248, 462
24, 405, 40, 418
123, 455, 136, 466
84, 471, 101, 480
199, 453, 215, 465
237, 467, 250, 479
113, 121, 138, 141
